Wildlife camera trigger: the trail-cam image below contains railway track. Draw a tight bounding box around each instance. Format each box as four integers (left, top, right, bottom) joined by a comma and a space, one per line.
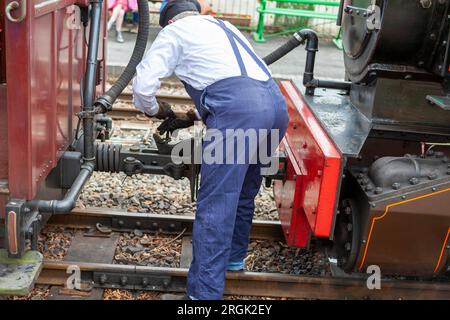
118, 91, 192, 105
47, 208, 284, 241
37, 208, 450, 300
38, 260, 450, 300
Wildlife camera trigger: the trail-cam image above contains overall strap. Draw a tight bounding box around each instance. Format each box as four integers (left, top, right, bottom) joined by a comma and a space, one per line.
206, 18, 271, 78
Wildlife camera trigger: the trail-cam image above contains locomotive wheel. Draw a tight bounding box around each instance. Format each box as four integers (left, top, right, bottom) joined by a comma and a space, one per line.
333, 198, 361, 272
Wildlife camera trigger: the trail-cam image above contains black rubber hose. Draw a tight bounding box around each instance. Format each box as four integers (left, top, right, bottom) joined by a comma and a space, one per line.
337, 0, 345, 26
263, 31, 304, 66
290, 29, 351, 95
95, 0, 149, 111
83, 0, 103, 161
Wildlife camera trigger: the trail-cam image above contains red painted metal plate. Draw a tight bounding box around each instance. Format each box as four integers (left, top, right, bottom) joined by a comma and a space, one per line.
278, 81, 342, 239
274, 139, 311, 248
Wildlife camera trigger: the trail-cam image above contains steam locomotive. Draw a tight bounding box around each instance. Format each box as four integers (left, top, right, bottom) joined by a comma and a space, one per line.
272, 0, 450, 277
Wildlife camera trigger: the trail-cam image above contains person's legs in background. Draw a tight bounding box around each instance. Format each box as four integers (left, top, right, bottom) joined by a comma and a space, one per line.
115, 7, 125, 43
107, 5, 125, 43
107, 5, 120, 31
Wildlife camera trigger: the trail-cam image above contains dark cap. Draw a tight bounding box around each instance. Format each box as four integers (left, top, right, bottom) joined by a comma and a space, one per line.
159, 0, 201, 28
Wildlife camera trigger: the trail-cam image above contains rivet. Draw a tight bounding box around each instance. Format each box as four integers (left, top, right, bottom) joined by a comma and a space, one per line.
392, 183, 401, 190
163, 279, 170, 288
374, 187, 383, 194
130, 145, 141, 152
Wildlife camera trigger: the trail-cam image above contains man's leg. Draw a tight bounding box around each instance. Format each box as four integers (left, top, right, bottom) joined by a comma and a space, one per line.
228, 164, 262, 269
228, 93, 289, 269
187, 133, 250, 299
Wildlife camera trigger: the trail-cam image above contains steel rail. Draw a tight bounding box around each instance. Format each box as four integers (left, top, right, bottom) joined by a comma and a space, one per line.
109, 93, 193, 118
43, 209, 450, 299
118, 92, 193, 105
38, 260, 450, 300
47, 208, 285, 241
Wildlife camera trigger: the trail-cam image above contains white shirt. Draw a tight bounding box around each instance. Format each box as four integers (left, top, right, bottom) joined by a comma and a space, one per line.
132, 15, 271, 116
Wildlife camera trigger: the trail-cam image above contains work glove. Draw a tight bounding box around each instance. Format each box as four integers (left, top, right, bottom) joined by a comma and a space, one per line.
157, 110, 197, 135
153, 100, 176, 120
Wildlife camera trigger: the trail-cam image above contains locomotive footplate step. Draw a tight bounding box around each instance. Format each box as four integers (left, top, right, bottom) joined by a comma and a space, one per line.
0, 249, 43, 296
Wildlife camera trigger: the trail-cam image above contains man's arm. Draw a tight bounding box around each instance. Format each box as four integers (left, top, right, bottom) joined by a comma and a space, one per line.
132, 28, 181, 117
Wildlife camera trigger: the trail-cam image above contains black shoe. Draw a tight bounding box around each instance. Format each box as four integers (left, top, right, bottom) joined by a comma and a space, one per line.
160, 293, 191, 300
